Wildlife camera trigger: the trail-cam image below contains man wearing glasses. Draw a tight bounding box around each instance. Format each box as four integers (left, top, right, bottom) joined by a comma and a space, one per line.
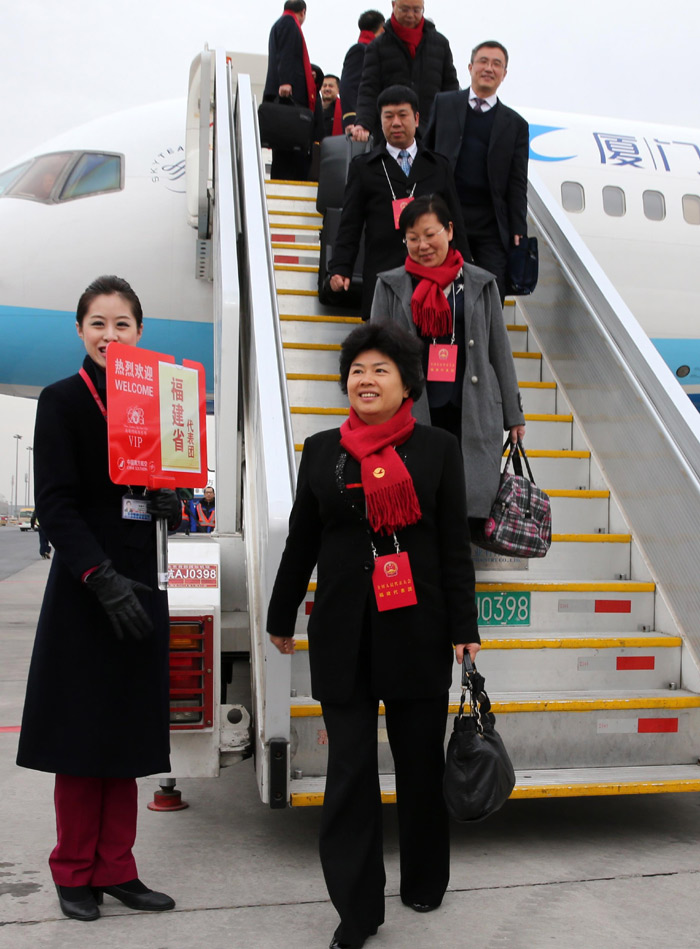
350, 1, 458, 143
424, 41, 529, 302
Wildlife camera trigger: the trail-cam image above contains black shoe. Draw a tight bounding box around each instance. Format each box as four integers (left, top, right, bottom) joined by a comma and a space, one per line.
329, 925, 377, 948
55, 884, 100, 921
403, 899, 440, 912
93, 879, 175, 911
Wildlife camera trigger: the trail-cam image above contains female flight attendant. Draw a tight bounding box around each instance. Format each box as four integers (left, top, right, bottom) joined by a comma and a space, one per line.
17, 276, 180, 921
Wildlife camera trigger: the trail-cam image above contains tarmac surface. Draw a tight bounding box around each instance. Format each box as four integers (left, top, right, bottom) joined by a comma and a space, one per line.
3, 534, 700, 948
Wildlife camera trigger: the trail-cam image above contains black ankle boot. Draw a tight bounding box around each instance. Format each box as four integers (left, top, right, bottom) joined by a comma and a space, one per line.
55, 884, 100, 921
92, 879, 175, 912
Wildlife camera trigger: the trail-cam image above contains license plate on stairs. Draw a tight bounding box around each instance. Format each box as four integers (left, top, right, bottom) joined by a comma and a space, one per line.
477, 591, 531, 626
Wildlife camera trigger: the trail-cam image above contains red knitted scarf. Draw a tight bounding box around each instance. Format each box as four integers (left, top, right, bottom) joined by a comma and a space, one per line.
390, 14, 424, 58
282, 10, 316, 111
358, 29, 376, 45
405, 248, 464, 337
339, 398, 421, 535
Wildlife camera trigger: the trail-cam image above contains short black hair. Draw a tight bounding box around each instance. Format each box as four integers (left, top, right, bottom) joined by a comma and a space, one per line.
377, 84, 419, 116
358, 9, 385, 31
470, 40, 509, 66
284, 0, 306, 13
398, 193, 452, 233
323, 74, 340, 86
76, 275, 143, 327
339, 321, 424, 401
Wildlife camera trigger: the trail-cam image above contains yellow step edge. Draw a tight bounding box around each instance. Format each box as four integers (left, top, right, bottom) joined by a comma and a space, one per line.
291, 777, 700, 806
290, 407, 579, 426
524, 413, 572, 422
519, 382, 556, 389
286, 372, 559, 384
280, 314, 361, 325
507, 323, 527, 331
266, 193, 318, 202
278, 289, 320, 295
272, 242, 320, 250
269, 223, 320, 231
275, 265, 319, 273
513, 351, 541, 360
268, 210, 322, 218
286, 343, 341, 352
291, 635, 682, 652
551, 533, 631, 543
288, 373, 340, 382
305, 580, 655, 593
545, 489, 609, 498
290, 695, 700, 718
504, 299, 515, 306
267, 178, 319, 187
295, 444, 591, 457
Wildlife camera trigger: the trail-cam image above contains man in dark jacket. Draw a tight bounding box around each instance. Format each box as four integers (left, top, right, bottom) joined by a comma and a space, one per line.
328, 85, 468, 319
339, 9, 385, 133
263, 0, 316, 181
424, 40, 529, 301
350, 0, 458, 142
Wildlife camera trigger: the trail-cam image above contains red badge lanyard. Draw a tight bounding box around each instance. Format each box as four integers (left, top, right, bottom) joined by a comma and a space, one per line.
426, 285, 458, 383
79, 367, 107, 420
371, 533, 418, 612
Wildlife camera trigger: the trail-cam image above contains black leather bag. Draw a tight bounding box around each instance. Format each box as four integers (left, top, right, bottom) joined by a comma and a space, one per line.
443, 656, 516, 822
506, 236, 538, 295
258, 97, 314, 151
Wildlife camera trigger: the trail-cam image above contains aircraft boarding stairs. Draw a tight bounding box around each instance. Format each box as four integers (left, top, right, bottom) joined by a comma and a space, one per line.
264, 176, 700, 806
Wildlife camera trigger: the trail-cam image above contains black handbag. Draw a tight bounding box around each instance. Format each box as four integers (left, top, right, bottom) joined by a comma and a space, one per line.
258, 97, 314, 151
472, 438, 552, 558
506, 236, 538, 295
443, 656, 516, 822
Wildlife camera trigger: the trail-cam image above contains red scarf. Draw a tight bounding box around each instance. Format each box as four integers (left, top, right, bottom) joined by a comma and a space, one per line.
390, 13, 424, 58
358, 29, 376, 45
405, 248, 464, 337
332, 97, 343, 135
282, 10, 316, 111
339, 398, 421, 535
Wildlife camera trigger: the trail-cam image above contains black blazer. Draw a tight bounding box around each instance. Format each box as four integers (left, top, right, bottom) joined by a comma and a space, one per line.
267, 424, 479, 704
424, 90, 529, 250
339, 41, 365, 130
16, 356, 171, 778
263, 14, 308, 105
328, 142, 470, 318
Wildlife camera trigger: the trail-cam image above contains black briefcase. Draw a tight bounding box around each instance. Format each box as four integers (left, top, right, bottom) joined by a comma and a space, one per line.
505, 236, 538, 295
317, 208, 365, 308
316, 135, 372, 213
258, 98, 314, 151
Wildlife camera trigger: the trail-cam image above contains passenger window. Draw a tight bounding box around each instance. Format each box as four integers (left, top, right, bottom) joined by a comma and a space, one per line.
561, 181, 585, 212
5, 153, 72, 201
0, 161, 31, 196
59, 153, 122, 201
602, 186, 626, 217
682, 194, 700, 225
643, 190, 665, 221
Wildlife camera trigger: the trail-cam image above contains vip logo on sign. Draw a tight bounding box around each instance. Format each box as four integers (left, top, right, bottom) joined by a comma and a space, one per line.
150, 145, 186, 193
383, 560, 399, 578
127, 405, 145, 426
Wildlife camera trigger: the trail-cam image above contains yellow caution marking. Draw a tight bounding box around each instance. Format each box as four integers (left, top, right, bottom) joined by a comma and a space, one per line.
268, 210, 322, 219
292, 635, 680, 651
280, 314, 361, 325
504, 448, 589, 458
551, 533, 630, 543
285, 342, 341, 351
268, 178, 319, 187
274, 265, 319, 273
269, 223, 320, 231
303, 580, 652, 593
524, 413, 573, 422
545, 489, 609, 498
507, 323, 528, 332
272, 242, 321, 250
291, 406, 348, 416
288, 373, 340, 382
519, 381, 556, 389
266, 193, 318, 203
277, 289, 320, 295
513, 352, 541, 360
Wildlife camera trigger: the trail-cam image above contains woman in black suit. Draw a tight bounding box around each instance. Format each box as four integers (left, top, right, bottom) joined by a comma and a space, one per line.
267, 321, 480, 949
17, 276, 179, 922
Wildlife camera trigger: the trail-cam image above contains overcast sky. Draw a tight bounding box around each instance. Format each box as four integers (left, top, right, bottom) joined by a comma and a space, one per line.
1, 0, 699, 503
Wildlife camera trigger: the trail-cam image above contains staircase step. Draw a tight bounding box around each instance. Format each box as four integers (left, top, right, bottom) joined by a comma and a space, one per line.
266, 179, 318, 198
288, 764, 700, 806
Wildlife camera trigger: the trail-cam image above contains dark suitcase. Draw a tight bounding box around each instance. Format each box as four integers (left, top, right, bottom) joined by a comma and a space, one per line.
318, 207, 365, 309
316, 135, 372, 214
505, 236, 539, 296
258, 98, 314, 151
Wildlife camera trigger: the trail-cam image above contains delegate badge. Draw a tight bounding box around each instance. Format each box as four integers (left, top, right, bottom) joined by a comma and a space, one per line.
392, 196, 414, 229
427, 343, 458, 382
372, 551, 418, 612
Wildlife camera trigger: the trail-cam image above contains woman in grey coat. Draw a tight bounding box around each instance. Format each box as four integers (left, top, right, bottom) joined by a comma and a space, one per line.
370, 194, 525, 524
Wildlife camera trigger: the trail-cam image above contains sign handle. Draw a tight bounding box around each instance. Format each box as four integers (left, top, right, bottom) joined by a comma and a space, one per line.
157, 517, 169, 590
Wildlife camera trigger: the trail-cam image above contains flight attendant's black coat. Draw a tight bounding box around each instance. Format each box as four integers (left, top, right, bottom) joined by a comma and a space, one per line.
16, 357, 171, 778
267, 423, 480, 704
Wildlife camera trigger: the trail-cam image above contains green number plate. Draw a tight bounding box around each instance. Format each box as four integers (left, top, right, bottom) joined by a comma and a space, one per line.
476, 591, 531, 627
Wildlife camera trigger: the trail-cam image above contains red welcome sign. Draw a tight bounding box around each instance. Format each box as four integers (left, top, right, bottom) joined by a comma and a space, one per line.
106, 342, 208, 488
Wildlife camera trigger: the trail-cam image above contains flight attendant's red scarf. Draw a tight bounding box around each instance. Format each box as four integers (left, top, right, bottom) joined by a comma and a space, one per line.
282, 10, 316, 111
390, 14, 424, 58
405, 247, 464, 337
340, 398, 421, 535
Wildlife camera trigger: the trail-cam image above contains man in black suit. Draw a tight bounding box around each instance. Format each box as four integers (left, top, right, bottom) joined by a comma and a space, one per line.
424, 40, 529, 302
339, 9, 385, 133
328, 85, 468, 319
263, 0, 316, 181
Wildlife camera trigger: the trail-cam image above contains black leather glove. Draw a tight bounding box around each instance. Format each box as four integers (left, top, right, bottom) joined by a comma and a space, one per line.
147, 488, 182, 530
86, 560, 153, 641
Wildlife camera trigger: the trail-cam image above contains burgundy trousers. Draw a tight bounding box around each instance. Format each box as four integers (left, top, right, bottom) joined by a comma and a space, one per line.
49, 774, 139, 886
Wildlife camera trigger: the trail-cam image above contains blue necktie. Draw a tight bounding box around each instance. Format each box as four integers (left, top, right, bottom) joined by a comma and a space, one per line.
397, 149, 411, 176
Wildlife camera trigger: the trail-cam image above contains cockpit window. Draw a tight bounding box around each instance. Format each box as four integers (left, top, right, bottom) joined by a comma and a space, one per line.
0, 151, 123, 203
0, 161, 32, 196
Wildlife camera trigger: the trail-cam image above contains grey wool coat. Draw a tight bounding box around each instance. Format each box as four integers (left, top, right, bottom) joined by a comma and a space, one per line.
370, 264, 525, 517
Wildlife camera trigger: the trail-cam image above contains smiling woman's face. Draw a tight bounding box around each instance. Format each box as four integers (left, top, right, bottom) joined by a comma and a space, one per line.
76, 293, 142, 368
347, 348, 409, 425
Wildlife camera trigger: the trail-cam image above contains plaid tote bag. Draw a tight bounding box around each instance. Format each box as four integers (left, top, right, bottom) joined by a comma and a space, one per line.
473, 438, 552, 558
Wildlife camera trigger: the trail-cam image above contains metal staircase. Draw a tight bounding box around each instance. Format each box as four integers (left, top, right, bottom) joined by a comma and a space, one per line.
264, 173, 700, 806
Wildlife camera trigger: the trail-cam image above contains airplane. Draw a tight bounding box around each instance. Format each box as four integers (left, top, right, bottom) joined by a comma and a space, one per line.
0, 55, 699, 405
